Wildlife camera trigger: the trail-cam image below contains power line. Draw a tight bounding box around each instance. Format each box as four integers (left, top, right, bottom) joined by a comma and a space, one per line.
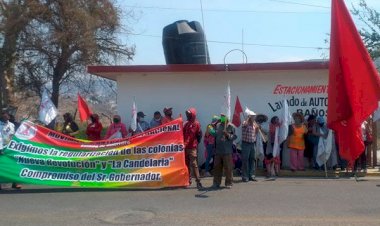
124, 32, 329, 50
124, 5, 329, 14
265, 0, 330, 9
209, 40, 328, 50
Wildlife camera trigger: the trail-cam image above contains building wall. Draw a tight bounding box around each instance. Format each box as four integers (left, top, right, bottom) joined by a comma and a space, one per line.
116, 69, 328, 167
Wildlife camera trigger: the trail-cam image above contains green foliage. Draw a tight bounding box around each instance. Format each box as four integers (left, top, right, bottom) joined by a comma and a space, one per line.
352, 0, 380, 59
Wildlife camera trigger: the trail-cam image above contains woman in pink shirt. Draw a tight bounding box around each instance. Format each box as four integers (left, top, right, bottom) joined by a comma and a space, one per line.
104, 115, 128, 139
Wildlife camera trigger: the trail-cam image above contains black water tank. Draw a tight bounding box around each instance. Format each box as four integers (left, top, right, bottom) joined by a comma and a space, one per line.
163, 20, 210, 64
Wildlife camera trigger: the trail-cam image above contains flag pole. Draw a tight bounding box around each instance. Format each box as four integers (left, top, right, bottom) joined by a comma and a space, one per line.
223, 82, 230, 136
73, 108, 78, 121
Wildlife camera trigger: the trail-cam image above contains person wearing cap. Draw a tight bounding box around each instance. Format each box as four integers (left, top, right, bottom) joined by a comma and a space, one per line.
183, 108, 203, 190
241, 111, 258, 182
130, 111, 150, 135
162, 107, 173, 124
203, 115, 219, 177
150, 111, 162, 128
211, 114, 237, 189
105, 115, 128, 139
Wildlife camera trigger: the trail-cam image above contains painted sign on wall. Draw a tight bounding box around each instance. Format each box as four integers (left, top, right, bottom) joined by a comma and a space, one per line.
268, 84, 328, 117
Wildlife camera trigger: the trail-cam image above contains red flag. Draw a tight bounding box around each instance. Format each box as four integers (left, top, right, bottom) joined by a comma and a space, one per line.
328, 0, 380, 163
232, 96, 243, 127
78, 94, 92, 122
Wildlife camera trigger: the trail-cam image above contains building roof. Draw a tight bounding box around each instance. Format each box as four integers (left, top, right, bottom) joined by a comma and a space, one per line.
87, 61, 329, 81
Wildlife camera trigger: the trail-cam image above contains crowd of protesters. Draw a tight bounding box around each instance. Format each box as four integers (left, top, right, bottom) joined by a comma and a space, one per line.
0, 106, 374, 190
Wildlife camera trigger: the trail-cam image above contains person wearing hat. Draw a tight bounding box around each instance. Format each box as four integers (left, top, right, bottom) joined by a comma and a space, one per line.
241, 111, 258, 182
150, 111, 162, 128
130, 111, 150, 135
162, 107, 173, 124
211, 114, 237, 189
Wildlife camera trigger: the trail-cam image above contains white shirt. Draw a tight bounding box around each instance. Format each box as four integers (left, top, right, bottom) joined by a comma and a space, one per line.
0, 121, 15, 150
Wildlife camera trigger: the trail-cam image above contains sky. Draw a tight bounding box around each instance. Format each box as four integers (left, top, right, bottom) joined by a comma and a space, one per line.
117, 0, 380, 65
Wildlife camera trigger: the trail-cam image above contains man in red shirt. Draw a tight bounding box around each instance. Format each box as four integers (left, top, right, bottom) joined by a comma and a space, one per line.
183, 108, 203, 190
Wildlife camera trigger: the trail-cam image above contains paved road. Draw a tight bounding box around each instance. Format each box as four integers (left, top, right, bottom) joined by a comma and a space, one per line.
1, 177, 380, 226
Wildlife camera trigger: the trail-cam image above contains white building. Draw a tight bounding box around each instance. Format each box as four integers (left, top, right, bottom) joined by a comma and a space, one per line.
88, 61, 329, 166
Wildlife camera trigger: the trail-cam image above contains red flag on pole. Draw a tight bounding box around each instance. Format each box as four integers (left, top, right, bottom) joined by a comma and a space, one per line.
328, 0, 380, 163
232, 96, 243, 127
78, 94, 92, 122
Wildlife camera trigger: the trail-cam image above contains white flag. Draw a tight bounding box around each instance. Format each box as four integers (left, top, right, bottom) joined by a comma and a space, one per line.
130, 99, 137, 132
273, 98, 291, 157
316, 129, 333, 167
222, 82, 231, 119
38, 89, 58, 125
373, 102, 380, 122
272, 127, 280, 157
278, 98, 291, 144
255, 132, 265, 161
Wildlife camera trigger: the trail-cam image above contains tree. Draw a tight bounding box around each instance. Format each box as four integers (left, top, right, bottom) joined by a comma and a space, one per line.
17, 0, 134, 108
0, 0, 42, 111
352, 0, 380, 59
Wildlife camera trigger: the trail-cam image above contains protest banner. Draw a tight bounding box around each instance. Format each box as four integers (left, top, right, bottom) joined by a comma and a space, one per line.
0, 118, 189, 188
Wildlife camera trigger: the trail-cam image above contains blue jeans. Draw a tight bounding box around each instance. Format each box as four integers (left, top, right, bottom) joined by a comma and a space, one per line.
241, 142, 256, 179
205, 144, 214, 172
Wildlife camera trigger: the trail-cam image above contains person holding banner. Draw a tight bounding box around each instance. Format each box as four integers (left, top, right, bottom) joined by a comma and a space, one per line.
105, 115, 128, 139
287, 113, 308, 172
0, 112, 21, 189
183, 108, 203, 190
86, 114, 103, 141
0, 112, 15, 151
130, 111, 150, 136
162, 107, 174, 124
62, 113, 79, 137
150, 111, 162, 128
211, 114, 237, 189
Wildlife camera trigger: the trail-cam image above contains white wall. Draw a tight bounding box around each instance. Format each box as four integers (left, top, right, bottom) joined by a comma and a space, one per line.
116, 69, 328, 167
